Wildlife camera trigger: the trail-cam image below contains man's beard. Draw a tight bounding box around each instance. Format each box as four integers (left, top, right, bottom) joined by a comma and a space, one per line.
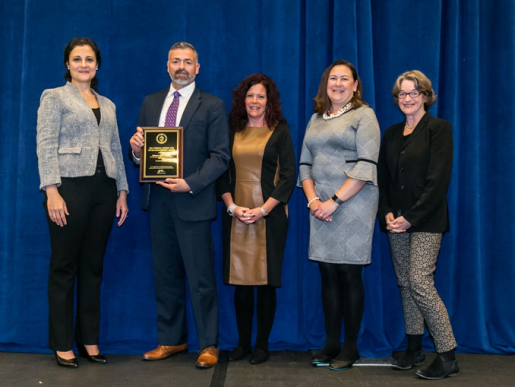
171, 70, 195, 85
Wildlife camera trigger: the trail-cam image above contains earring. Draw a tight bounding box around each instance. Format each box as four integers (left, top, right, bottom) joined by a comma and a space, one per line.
67, 67, 70, 70
96, 67, 98, 70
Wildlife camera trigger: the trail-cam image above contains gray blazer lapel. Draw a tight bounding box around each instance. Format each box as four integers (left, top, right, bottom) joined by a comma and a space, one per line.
95, 94, 108, 128
179, 87, 201, 129
66, 82, 99, 125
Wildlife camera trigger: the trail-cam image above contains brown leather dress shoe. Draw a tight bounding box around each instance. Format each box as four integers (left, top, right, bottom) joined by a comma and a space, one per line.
142, 344, 188, 361
196, 346, 219, 368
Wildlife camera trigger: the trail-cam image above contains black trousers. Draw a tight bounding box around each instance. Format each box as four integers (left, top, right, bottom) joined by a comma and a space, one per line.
45, 169, 117, 351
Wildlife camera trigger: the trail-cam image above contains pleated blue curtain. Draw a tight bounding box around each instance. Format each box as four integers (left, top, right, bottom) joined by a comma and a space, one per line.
1, 0, 514, 355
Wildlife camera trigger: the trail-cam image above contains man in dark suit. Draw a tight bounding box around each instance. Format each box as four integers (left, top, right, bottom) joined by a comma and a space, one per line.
129, 42, 229, 368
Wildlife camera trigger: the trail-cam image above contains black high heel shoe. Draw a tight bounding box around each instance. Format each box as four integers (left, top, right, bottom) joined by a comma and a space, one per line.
77, 343, 107, 364
55, 352, 78, 368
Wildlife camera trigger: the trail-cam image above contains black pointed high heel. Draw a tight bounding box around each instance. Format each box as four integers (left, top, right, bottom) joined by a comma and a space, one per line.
77, 343, 107, 364
55, 352, 78, 368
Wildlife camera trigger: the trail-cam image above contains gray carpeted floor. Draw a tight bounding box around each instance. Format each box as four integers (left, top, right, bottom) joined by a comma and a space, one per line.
0, 351, 513, 386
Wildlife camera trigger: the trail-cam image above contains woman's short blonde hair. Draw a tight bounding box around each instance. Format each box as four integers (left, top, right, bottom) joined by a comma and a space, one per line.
392, 70, 436, 110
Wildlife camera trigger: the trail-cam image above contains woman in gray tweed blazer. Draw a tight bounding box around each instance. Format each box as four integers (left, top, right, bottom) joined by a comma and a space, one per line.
36, 38, 128, 368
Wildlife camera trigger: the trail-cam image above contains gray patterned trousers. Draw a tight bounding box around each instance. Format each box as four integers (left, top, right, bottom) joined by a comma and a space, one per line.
388, 232, 457, 352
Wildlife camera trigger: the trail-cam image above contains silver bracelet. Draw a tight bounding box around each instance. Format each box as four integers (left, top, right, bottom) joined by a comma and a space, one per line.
307, 196, 320, 208
260, 207, 268, 217
227, 203, 238, 216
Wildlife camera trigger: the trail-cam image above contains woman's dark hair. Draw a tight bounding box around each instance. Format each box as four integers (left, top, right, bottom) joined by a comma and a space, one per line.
63, 38, 101, 91
229, 73, 285, 132
313, 59, 367, 115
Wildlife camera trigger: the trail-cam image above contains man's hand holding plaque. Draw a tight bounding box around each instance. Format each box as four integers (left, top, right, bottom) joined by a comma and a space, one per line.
156, 178, 191, 193
129, 126, 144, 159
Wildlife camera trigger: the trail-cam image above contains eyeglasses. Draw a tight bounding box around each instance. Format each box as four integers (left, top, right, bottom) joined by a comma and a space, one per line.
398, 91, 423, 99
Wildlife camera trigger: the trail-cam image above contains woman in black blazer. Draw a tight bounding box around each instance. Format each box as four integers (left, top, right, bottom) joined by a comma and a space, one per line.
378, 70, 458, 380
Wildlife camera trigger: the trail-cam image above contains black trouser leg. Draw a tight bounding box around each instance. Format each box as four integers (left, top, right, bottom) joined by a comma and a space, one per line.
74, 175, 116, 345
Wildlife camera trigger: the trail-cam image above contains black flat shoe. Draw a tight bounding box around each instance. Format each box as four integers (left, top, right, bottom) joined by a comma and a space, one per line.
249, 348, 269, 364
55, 352, 78, 368
229, 346, 252, 361
416, 356, 459, 380
77, 343, 107, 364
311, 348, 339, 367
329, 350, 360, 371
392, 349, 425, 370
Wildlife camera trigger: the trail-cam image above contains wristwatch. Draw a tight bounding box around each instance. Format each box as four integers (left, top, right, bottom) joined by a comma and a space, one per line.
331, 194, 343, 205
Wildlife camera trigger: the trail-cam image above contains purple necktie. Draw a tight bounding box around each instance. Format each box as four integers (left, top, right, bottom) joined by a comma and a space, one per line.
165, 91, 181, 127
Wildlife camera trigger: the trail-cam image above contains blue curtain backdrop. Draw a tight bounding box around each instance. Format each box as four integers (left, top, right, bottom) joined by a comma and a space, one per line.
1, 0, 514, 356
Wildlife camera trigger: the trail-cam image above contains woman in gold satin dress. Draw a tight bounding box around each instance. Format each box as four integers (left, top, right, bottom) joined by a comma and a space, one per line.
217, 74, 296, 364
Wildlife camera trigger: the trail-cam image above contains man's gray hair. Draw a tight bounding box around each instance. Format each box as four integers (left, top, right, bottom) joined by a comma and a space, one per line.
169, 42, 198, 63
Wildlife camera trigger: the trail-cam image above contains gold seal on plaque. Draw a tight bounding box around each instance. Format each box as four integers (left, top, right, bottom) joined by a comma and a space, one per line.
156, 133, 168, 144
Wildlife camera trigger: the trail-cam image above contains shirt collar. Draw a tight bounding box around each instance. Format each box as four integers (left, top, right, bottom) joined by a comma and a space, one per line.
168, 81, 196, 99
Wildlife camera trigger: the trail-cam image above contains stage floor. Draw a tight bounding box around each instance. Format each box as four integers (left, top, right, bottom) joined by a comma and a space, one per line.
0, 351, 513, 386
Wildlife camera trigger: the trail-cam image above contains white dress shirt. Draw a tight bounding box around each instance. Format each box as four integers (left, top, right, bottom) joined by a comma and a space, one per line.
158, 81, 196, 127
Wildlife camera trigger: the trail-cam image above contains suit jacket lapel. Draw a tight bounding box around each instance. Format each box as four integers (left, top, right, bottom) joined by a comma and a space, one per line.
152, 89, 168, 126
390, 124, 404, 156
400, 112, 431, 150
179, 87, 201, 130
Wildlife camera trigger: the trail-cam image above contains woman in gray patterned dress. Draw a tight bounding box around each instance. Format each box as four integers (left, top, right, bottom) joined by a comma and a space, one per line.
299, 60, 380, 370
378, 70, 458, 380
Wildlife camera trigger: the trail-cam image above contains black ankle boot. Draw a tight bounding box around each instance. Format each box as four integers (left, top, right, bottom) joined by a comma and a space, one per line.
392, 348, 425, 370
416, 351, 459, 380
